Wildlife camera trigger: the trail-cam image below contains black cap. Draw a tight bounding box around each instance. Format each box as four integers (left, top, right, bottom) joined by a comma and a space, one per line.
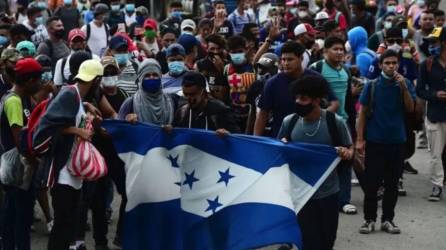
10, 24, 34, 37
182, 71, 206, 88
69, 51, 92, 76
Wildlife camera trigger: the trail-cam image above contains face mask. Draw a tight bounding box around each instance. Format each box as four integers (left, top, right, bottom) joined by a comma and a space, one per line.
35, 16, 44, 26
0, 35, 9, 47
144, 30, 157, 39
298, 11, 308, 18
54, 29, 65, 39
416, 0, 425, 7
64, 0, 72, 6
41, 71, 53, 82
171, 11, 182, 20
168, 61, 185, 75
230, 52, 246, 65
384, 21, 392, 29
114, 53, 129, 65
37, 2, 48, 9
125, 4, 135, 13
295, 102, 314, 117
142, 78, 161, 93
289, 8, 298, 15
111, 4, 121, 12
102, 76, 119, 87
388, 43, 402, 53
429, 46, 441, 56
386, 5, 396, 13
402, 29, 408, 39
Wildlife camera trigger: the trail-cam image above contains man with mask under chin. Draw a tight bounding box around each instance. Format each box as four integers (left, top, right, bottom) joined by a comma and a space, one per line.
36, 16, 70, 70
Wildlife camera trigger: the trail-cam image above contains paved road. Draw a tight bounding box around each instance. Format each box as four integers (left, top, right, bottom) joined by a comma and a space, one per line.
30, 146, 446, 250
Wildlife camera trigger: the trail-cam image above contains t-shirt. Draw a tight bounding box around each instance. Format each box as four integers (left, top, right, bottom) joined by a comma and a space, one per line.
81, 22, 109, 57
0, 94, 30, 151
258, 71, 338, 137
37, 40, 70, 68
54, 7, 80, 38
53, 53, 100, 86
359, 75, 416, 144
23, 20, 49, 46
212, 19, 235, 39
228, 9, 256, 34
277, 110, 352, 199
162, 71, 187, 95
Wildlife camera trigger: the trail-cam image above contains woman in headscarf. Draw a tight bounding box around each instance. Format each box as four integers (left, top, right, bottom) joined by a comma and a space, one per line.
118, 58, 177, 125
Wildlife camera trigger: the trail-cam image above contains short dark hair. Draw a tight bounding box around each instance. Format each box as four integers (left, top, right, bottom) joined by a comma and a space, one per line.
0, 24, 11, 31
27, 7, 41, 18
385, 27, 402, 39
227, 35, 246, 50
241, 23, 258, 41
434, 9, 445, 17
16, 71, 41, 86
291, 75, 329, 99
421, 10, 435, 16
213, 0, 225, 6
324, 36, 345, 49
205, 34, 226, 49
160, 27, 178, 38
10, 24, 31, 37
281, 41, 305, 57
379, 49, 399, 64
46, 16, 61, 27
297, 0, 309, 8
182, 71, 206, 89
169, 1, 183, 8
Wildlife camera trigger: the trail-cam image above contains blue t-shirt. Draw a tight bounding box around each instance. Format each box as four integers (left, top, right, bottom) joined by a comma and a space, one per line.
258, 70, 338, 137
367, 56, 418, 81
359, 75, 416, 144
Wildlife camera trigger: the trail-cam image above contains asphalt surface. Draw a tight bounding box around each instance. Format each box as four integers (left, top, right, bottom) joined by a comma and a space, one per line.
29, 145, 446, 250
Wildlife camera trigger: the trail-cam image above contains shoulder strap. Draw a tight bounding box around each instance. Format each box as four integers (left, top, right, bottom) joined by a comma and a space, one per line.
367, 79, 377, 118
61, 57, 68, 83
335, 11, 342, 24
104, 24, 110, 44
285, 114, 299, 141
86, 23, 91, 41
326, 111, 341, 146
45, 39, 53, 60
314, 60, 323, 73
377, 31, 384, 44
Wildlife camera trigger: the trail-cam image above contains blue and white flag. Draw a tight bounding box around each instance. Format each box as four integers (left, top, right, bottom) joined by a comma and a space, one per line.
103, 120, 340, 250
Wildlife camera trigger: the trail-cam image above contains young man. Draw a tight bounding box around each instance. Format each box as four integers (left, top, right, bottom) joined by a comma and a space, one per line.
211, 0, 235, 39
174, 71, 240, 133
156, 27, 178, 74
309, 36, 357, 215
228, 0, 256, 34
413, 10, 435, 61
81, 3, 110, 57
254, 41, 339, 138
22, 6, 49, 46
1, 57, 42, 250
53, 0, 81, 38
162, 43, 188, 95
177, 33, 200, 70
434, 10, 445, 27
159, 1, 183, 36
322, 0, 348, 31
278, 75, 353, 250
416, 27, 446, 201
37, 16, 70, 69
357, 50, 415, 234
349, 0, 375, 36
347, 26, 376, 77
294, 23, 316, 69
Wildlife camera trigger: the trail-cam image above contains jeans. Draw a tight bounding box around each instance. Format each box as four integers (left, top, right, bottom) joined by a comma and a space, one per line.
363, 142, 404, 222
338, 165, 352, 208
48, 184, 81, 250
298, 193, 339, 250
425, 119, 446, 187
1, 186, 34, 250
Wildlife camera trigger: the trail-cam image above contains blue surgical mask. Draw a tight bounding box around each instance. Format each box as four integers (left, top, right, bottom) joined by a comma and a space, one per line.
41, 71, 53, 82
0, 35, 9, 47
142, 78, 161, 93
171, 11, 182, 20
168, 61, 185, 75
386, 5, 396, 13
230, 52, 246, 65
125, 4, 135, 13
114, 53, 129, 65
35, 16, 44, 26
111, 4, 121, 12
429, 46, 441, 56
416, 0, 425, 7
64, 0, 72, 6
402, 29, 408, 39
37, 2, 48, 9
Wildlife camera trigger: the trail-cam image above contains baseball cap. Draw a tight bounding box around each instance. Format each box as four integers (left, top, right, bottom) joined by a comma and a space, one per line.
294, 23, 316, 36
177, 33, 200, 54
257, 52, 279, 68
1, 48, 19, 62
144, 18, 158, 30
181, 19, 196, 32
75, 59, 104, 82
101, 56, 119, 70
182, 71, 206, 88
136, 6, 149, 16
68, 29, 86, 42
15, 57, 42, 75
109, 35, 128, 50
286, 0, 299, 6
315, 11, 329, 21
424, 27, 446, 42
166, 43, 186, 57
94, 3, 109, 15
16, 40, 36, 55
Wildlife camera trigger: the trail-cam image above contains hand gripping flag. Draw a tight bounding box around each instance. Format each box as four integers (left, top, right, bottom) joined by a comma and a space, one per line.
102, 120, 340, 250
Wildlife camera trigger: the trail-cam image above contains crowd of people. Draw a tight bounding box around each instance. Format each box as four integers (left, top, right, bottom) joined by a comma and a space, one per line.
0, 0, 443, 249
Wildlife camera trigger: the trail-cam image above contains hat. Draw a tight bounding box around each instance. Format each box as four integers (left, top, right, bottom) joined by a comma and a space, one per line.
35, 54, 52, 68
16, 40, 36, 55
181, 19, 196, 32
109, 35, 128, 50
10, 24, 34, 37
68, 29, 86, 42
101, 56, 119, 70
166, 43, 186, 57
136, 6, 149, 16
75, 59, 104, 82
15, 57, 42, 75
94, 3, 109, 15
425, 27, 446, 42
315, 11, 329, 21
286, 0, 299, 6
294, 23, 316, 36
144, 18, 158, 30
139, 58, 162, 78
1, 48, 19, 62
177, 34, 200, 54
257, 52, 279, 68
182, 71, 206, 88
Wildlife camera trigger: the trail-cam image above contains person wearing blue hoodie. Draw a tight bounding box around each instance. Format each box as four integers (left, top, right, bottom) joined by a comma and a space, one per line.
348, 27, 377, 77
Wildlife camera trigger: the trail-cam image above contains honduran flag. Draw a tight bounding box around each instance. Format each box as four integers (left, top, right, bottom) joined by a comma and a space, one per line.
102, 120, 340, 250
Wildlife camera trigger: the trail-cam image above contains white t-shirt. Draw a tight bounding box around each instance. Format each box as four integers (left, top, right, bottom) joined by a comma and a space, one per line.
81, 21, 109, 57
54, 52, 100, 86
125, 12, 136, 27
302, 49, 311, 69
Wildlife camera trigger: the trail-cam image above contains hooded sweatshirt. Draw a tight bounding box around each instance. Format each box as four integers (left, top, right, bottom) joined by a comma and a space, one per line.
348, 27, 376, 77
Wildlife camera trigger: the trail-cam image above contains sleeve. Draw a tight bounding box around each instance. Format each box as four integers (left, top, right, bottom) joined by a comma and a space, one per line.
36, 42, 49, 57
257, 78, 273, 111
335, 116, 353, 146
4, 95, 23, 127
80, 24, 87, 34
338, 14, 348, 30
276, 115, 291, 140
117, 97, 133, 120
416, 61, 437, 102
53, 59, 63, 86
359, 81, 372, 106
356, 54, 371, 77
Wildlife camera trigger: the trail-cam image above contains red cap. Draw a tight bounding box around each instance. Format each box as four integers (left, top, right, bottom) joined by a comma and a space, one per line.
144, 18, 158, 30
15, 58, 42, 75
294, 23, 317, 36
68, 29, 86, 43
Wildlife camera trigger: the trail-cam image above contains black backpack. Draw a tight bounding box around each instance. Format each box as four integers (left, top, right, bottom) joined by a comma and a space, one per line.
86, 23, 110, 45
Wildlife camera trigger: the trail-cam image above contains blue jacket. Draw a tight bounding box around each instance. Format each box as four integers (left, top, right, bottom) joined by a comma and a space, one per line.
348, 27, 376, 77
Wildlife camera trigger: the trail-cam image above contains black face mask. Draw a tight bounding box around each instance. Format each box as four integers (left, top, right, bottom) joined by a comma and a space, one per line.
295, 102, 314, 117
54, 29, 65, 39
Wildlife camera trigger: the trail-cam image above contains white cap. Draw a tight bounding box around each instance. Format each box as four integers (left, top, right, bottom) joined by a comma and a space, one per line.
181, 19, 196, 32
315, 11, 329, 21
294, 23, 316, 36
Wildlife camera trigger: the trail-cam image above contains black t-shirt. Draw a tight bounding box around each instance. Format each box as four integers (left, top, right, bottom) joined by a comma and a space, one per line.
104, 87, 128, 113
196, 57, 228, 87
212, 19, 234, 39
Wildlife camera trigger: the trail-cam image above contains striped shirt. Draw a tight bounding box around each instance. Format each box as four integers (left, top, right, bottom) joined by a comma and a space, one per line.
117, 61, 139, 96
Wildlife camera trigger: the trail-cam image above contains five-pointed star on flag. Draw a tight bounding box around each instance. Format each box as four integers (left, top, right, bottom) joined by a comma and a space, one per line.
217, 168, 235, 186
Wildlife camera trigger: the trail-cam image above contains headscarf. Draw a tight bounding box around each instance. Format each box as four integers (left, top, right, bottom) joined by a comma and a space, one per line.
133, 59, 174, 125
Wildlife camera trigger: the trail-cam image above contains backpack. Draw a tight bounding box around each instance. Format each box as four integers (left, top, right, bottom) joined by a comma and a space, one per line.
86, 23, 110, 45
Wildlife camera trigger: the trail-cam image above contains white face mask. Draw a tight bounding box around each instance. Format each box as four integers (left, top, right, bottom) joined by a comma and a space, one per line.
416, 0, 425, 7
388, 43, 402, 53
102, 76, 119, 87
384, 21, 392, 29
298, 11, 308, 18
402, 28, 408, 39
